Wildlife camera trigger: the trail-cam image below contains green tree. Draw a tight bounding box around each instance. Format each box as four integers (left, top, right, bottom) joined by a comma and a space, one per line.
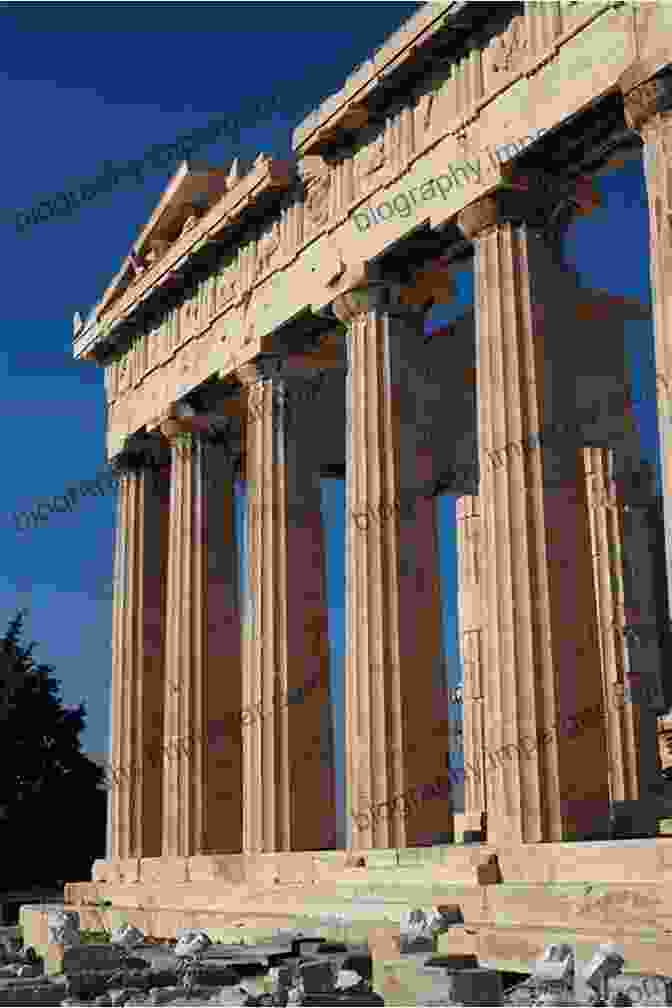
0, 611, 106, 891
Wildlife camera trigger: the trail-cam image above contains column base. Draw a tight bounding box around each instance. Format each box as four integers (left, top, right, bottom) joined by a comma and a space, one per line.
453, 813, 486, 844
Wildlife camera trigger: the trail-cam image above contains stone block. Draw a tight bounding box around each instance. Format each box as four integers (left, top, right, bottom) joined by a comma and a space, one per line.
608, 972, 672, 1004
185, 963, 240, 987
476, 853, 502, 885
110, 924, 144, 950
438, 968, 503, 1005
174, 930, 211, 958
436, 926, 480, 957
61, 944, 125, 973
19, 905, 65, 963
42, 944, 64, 978
343, 952, 372, 981
399, 906, 461, 954
0, 929, 21, 956
373, 954, 440, 1007
64, 969, 116, 999
46, 909, 79, 947
425, 953, 479, 970
0, 979, 66, 1005
454, 813, 486, 843
302, 994, 384, 1006
367, 924, 400, 962
299, 960, 335, 993
269, 963, 297, 992
533, 942, 575, 986
146, 985, 184, 1004
297, 938, 325, 957
582, 943, 625, 992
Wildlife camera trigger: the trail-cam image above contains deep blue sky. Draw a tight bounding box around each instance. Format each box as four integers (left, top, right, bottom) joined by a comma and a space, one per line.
0, 6, 659, 839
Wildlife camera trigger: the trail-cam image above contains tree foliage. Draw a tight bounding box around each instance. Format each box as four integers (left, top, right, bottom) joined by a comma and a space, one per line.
0, 611, 106, 890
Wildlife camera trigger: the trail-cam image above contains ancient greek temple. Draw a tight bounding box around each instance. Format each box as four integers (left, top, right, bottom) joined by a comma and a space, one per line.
67, 1, 672, 972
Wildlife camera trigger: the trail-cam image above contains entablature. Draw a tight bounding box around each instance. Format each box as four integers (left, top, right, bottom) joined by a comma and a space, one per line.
70, 0, 666, 462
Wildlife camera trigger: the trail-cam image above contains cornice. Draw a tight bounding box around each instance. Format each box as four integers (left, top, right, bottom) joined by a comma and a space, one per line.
292, 2, 471, 155
81, 156, 294, 357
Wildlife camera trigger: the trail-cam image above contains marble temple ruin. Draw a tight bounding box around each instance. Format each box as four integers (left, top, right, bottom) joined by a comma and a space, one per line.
64, 0, 672, 976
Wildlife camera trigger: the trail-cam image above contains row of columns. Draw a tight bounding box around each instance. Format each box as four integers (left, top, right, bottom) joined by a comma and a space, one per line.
106, 65, 672, 861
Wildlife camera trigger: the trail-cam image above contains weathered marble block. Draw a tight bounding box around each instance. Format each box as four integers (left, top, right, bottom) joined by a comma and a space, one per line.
299, 959, 336, 994
433, 967, 503, 1006
62, 944, 126, 973
46, 910, 79, 948
110, 923, 145, 950
173, 930, 211, 959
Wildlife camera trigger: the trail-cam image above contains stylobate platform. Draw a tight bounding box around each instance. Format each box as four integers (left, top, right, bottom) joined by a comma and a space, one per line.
64, 840, 672, 975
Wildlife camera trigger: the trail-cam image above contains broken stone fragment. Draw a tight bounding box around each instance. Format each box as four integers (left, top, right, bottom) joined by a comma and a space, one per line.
173, 930, 212, 959
298, 959, 336, 994
212, 986, 254, 1005
111, 924, 146, 950
583, 943, 625, 992
147, 986, 186, 1004
335, 967, 363, 989
399, 907, 456, 954
533, 942, 575, 987
475, 853, 502, 885
46, 908, 80, 947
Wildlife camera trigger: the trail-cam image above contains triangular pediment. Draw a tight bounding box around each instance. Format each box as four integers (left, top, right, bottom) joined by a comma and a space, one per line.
97, 159, 230, 318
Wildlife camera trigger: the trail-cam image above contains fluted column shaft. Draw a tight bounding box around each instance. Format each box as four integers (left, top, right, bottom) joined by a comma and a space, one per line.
622, 70, 672, 628
239, 362, 335, 853
109, 454, 169, 861
458, 194, 610, 843
456, 496, 487, 833
160, 423, 243, 857
584, 447, 640, 802
333, 269, 450, 851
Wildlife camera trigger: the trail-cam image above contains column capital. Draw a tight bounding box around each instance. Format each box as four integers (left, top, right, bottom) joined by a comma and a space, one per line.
329, 261, 387, 324
160, 417, 198, 441
112, 433, 168, 475
456, 189, 552, 241
235, 357, 283, 388
620, 66, 672, 131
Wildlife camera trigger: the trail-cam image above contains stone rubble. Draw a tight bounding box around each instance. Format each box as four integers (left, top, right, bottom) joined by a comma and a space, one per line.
1, 908, 671, 1005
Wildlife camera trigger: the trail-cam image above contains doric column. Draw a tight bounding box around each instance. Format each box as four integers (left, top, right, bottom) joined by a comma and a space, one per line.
332, 266, 450, 851
108, 439, 169, 861
159, 420, 243, 857
585, 443, 666, 824
584, 447, 640, 804
237, 361, 335, 854
455, 496, 487, 842
621, 67, 672, 627
457, 192, 610, 843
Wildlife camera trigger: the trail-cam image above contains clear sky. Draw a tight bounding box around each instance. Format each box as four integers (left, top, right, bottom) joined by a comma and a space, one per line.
0, 5, 659, 841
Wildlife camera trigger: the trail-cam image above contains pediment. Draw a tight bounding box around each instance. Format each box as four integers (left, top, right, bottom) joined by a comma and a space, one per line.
97, 160, 231, 320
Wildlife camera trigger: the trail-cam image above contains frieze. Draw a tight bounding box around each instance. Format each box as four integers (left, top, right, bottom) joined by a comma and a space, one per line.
299, 155, 332, 231
354, 126, 388, 202
485, 12, 528, 86
215, 253, 239, 311
95, 154, 293, 334
255, 219, 281, 280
